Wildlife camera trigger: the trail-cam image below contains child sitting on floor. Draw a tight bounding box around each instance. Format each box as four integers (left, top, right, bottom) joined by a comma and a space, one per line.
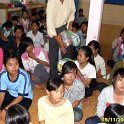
38, 76, 74, 124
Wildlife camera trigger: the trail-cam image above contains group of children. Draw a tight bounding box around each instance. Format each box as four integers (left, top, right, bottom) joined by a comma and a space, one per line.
0, 5, 124, 124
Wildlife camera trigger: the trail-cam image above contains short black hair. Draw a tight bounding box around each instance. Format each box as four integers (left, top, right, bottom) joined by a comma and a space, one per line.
12, 16, 18, 22
6, 104, 30, 124
14, 25, 24, 33
60, 61, 77, 77
46, 76, 64, 91
20, 37, 34, 52
113, 68, 124, 88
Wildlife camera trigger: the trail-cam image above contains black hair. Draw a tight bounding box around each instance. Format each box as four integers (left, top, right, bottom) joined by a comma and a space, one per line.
88, 40, 101, 54
14, 25, 24, 33
79, 8, 83, 13
20, 37, 34, 52
104, 103, 124, 124
79, 46, 95, 66
2, 20, 12, 29
38, 9, 45, 16
3, 52, 18, 65
22, 9, 28, 15
113, 68, 124, 89
31, 21, 40, 27
5, 104, 30, 124
46, 76, 64, 91
12, 16, 18, 22
60, 61, 77, 78
120, 28, 124, 36
72, 22, 80, 30
80, 21, 88, 28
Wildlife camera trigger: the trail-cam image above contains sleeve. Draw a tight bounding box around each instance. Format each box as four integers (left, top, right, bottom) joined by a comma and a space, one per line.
65, 100, 74, 124
75, 80, 85, 100
46, 0, 57, 37
87, 65, 96, 79
96, 89, 107, 117
38, 98, 45, 121
0, 73, 7, 92
21, 56, 31, 71
18, 73, 30, 96
99, 58, 106, 77
40, 33, 45, 45
0, 48, 3, 72
38, 49, 48, 63
67, 0, 76, 28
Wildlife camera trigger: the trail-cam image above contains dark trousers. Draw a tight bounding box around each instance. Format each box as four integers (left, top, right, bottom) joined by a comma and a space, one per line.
49, 25, 73, 76
85, 79, 107, 98
85, 115, 102, 124
1, 92, 32, 110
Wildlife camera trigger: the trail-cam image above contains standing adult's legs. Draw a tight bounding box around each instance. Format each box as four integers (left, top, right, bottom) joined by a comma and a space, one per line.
49, 37, 59, 76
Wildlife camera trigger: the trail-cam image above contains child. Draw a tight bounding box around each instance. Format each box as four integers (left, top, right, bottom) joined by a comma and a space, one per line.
11, 16, 19, 35
0, 52, 32, 120
88, 40, 106, 79
27, 21, 45, 48
112, 28, 124, 62
80, 21, 88, 46
20, 10, 30, 33
21, 37, 50, 89
38, 76, 74, 124
61, 61, 85, 124
75, 8, 88, 26
0, 21, 13, 52
75, 46, 96, 98
85, 68, 124, 124
7, 25, 25, 68
5, 104, 31, 124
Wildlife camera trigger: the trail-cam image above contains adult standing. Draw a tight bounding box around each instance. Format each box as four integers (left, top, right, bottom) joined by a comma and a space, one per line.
47, 0, 75, 76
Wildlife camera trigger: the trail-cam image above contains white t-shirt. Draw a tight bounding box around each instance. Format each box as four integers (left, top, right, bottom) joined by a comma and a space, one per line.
75, 60, 96, 79
27, 30, 44, 47
94, 54, 106, 78
96, 85, 124, 117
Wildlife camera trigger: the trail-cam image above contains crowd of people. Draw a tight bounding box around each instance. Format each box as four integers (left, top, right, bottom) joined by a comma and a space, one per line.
0, 0, 124, 124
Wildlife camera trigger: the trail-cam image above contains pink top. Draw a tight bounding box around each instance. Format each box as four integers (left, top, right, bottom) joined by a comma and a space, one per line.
0, 48, 3, 72
21, 47, 49, 72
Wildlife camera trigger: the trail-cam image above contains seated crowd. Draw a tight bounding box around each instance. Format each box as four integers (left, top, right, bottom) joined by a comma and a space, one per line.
0, 4, 124, 124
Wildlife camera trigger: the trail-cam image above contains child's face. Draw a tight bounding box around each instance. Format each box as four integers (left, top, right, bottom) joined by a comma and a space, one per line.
12, 20, 18, 26
115, 74, 124, 93
26, 44, 34, 53
14, 29, 23, 39
32, 23, 39, 32
5, 58, 19, 75
63, 70, 76, 85
81, 24, 87, 34
22, 12, 28, 19
48, 84, 64, 104
89, 45, 98, 56
77, 49, 88, 64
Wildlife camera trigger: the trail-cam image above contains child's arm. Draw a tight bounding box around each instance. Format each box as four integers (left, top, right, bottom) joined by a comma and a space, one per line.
78, 69, 92, 87
28, 52, 49, 67
72, 100, 81, 108
0, 31, 9, 42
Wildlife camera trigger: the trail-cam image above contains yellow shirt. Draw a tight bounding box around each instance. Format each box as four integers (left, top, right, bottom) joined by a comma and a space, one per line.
38, 96, 74, 124
46, 0, 75, 37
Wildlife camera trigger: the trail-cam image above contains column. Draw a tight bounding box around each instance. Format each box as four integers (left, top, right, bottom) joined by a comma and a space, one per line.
86, 0, 105, 45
